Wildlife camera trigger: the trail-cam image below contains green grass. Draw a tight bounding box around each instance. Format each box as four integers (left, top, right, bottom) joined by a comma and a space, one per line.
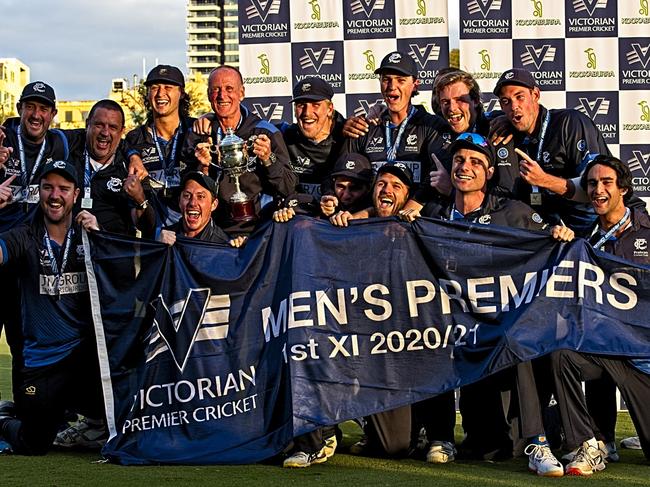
1, 335, 648, 486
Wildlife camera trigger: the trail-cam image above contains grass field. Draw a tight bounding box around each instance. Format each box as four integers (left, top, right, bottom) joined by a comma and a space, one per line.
1, 336, 648, 486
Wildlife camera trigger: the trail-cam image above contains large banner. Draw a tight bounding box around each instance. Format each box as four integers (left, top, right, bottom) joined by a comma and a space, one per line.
458, 0, 650, 206
86, 217, 650, 465
237, 0, 450, 123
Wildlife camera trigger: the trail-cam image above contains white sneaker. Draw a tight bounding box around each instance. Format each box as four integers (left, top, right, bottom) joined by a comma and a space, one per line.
620, 435, 642, 450
562, 439, 618, 463
565, 438, 606, 476
283, 449, 327, 468
524, 443, 564, 477
53, 416, 107, 450
426, 440, 456, 464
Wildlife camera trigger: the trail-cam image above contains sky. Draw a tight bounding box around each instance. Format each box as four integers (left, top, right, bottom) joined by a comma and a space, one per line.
0, 0, 459, 102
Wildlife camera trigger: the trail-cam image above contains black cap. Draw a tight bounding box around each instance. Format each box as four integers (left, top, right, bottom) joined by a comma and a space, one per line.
291, 77, 334, 102
331, 153, 373, 184
375, 51, 418, 77
19, 81, 56, 107
449, 132, 495, 167
145, 65, 185, 88
377, 162, 414, 188
493, 68, 538, 96
181, 171, 218, 198
40, 160, 78, 186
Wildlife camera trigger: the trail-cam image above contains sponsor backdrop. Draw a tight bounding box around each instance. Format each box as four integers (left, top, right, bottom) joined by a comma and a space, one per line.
87, 219, 650, 464
458, 0, 650, 204
237, 0, 450, 125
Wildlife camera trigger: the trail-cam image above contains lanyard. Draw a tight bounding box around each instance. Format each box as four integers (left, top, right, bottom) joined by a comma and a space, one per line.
43, 225, 74, 294
16, 125, 47, 187
152, 124, 181, 181
523, 110, 550, 195
591, 207, 630, 250
385, 106, 415, 162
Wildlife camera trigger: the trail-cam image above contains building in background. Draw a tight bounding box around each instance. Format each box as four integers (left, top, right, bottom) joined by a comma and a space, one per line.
0, 58, 29, 121
186, 0, 239, 77
54, 100, 96, 130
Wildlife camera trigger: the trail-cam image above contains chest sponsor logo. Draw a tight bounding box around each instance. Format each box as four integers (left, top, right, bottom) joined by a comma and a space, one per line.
40, 272, 88, 296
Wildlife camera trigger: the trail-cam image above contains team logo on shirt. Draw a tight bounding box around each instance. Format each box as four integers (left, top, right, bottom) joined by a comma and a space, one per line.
366, 136, 385, 154
291, 156, 311, 174
543, 152, 551, 164
532, 212, 543, 224
576, 139, 587, 152
106, 177, 122, 192
635, 238, 648, 251
497, 147, 509, 159
478, 214, 491, 224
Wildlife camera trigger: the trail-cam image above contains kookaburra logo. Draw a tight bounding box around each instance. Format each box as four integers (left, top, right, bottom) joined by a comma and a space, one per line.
149, 288, 231, 372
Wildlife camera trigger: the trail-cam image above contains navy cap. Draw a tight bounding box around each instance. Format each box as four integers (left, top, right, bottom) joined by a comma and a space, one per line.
493, 68, 538, 96
20, 81, 56, 107
331, 153, 373, 184
145, 65, 185, 88
377, 162, 414, 188
40, 160, 78, 186
375, 51, 418, 77
291, 77, 334, 102
450, 132, 495, 167
181, 171, 218, 198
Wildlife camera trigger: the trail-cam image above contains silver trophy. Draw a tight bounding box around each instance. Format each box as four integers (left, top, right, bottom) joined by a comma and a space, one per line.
217, 128, 256, 222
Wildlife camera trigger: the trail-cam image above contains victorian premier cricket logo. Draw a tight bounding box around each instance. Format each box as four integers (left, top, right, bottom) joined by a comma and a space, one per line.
299, 47, 335, 72
245, 0, 281, 21
521, 44, 556, 70
351, 0, 385, 16
251, 102, 284, 122
467, 0, 502, 17
572, 0, 608, 16
148, 289, 231, 372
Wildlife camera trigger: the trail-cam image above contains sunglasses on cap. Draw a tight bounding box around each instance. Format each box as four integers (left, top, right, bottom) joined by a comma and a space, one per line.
455, 132, 489, 147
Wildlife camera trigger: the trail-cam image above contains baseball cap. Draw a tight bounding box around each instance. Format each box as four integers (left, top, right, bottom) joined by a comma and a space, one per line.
19, 81, 56, 107
377, 162, 414, 188
181, 171, 218, 198
40, 160, 78, 186
145, 65, 185, 88
493, 68, 538, 96
291, 77, 334, 103
449, 132, 495, 167
375, 51, 418, 77
331, 153, 373, 184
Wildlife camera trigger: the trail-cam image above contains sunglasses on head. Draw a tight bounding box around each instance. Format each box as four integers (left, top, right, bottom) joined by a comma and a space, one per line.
456, 132, 489, 147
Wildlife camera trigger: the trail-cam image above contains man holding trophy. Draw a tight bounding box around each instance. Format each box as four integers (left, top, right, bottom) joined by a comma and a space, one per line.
184, 65, 296, 235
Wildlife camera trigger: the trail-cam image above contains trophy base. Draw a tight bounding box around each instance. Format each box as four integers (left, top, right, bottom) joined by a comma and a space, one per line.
230, 199, 257, 223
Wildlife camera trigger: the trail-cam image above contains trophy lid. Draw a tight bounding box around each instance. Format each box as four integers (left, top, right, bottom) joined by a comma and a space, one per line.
220, 127, 245, 149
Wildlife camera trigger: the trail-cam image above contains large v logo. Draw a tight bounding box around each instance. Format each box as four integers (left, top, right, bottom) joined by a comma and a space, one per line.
247, 0, 281, 22
152, 288, 211, 373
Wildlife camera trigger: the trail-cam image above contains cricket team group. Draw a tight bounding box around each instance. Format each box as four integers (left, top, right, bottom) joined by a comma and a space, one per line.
0, 49, 648, 476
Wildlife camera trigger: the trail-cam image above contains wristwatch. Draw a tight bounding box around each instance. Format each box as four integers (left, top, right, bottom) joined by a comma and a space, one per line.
262, 152, 277, 167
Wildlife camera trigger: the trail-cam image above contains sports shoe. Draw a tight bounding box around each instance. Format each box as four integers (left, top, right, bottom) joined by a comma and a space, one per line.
322, 434, 337, 458
565, 438, 606, 476
426, 440, 456, 464
349, 435, 368, 455
283, 448, 328, 468
621, 435, 642, 450
53, 416, 108, 450
562, 439, 618, 463
524, 443, 564, 477
0, 400, 16, 421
